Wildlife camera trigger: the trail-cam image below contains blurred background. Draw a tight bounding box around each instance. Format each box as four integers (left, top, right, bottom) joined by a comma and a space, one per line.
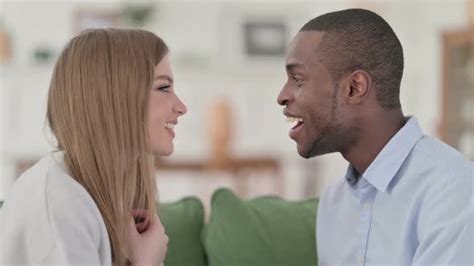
0, 0, 472, 208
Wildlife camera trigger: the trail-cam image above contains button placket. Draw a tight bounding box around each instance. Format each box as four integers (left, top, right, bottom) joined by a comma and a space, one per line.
363, 203, 370, 211
357, 183, 375, 266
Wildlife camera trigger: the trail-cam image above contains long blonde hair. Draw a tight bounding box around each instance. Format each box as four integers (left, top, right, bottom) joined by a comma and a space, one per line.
46, 28, 168, 265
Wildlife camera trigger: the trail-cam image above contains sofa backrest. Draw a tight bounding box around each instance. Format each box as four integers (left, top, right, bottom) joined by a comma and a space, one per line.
160, 188, 319, 266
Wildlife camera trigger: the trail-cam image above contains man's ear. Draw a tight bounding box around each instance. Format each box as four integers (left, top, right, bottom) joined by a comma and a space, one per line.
340, 70, 372, 105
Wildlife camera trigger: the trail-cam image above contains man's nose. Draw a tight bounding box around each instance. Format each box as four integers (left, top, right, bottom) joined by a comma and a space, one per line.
277, 85, 290, 106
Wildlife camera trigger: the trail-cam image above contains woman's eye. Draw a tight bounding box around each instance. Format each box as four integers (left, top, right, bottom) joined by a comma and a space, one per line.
157, 85, 171, 92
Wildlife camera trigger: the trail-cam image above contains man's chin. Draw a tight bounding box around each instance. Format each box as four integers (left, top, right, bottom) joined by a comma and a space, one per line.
297, 144, 313, 159
297, 142, 333, 158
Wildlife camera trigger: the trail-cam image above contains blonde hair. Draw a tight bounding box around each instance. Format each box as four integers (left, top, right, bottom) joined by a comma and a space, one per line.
46, 28, 168, 265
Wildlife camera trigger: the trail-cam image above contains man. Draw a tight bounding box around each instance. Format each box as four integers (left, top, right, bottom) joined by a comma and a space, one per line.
277, 8, 473, 265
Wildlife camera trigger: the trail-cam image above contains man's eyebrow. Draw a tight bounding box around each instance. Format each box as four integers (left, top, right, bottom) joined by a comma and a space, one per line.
286, 63, 305, 72
154, 75, 173, 83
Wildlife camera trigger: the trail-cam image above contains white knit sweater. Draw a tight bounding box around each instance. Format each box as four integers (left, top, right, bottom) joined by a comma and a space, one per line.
1, 152, 112, 265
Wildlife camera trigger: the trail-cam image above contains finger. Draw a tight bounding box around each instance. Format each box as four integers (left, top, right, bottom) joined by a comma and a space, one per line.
151, 214, 164, 226
135, 221, 149, 233
132, 209, 151, 225
128, 217, 139, 236
131, 209, 149, 218
146, 215, 165, 232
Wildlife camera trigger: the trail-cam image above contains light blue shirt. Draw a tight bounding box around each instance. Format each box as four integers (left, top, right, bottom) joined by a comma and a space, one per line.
317, 117, 473, 265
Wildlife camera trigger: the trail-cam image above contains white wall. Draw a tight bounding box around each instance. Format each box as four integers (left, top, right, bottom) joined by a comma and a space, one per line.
0, 0, 470, 201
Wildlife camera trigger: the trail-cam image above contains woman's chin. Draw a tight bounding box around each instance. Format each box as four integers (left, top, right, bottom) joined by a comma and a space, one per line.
154, 146, 174, 157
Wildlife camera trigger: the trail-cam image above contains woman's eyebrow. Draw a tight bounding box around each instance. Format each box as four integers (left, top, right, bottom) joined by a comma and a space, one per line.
154, 75, 173, 83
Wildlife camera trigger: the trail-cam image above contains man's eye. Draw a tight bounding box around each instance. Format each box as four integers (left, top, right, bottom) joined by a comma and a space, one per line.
293, 77, 303, 86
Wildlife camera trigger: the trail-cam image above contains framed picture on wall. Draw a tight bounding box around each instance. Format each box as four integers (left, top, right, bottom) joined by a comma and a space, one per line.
243, 20, 287, 57
74, 9, 120, 34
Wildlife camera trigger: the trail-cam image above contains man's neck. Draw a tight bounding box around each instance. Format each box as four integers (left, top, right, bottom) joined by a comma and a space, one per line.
342, 109, 406, 175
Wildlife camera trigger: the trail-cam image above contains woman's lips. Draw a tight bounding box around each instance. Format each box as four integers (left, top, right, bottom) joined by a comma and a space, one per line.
165, 128, 175, 138
165, 122, 176, 138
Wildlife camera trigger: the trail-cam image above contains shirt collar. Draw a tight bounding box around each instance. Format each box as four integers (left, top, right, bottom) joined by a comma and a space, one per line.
345, 117, 424, 192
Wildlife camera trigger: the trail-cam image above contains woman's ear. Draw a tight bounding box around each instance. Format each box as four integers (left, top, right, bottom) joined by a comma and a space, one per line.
342, 70, 372, 105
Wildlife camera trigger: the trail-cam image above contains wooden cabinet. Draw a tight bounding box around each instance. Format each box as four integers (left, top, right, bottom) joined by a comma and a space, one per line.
440, 29, 474, 159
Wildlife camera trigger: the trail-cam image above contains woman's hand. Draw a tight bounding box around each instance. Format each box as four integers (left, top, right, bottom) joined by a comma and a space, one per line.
128, 209, 168, 266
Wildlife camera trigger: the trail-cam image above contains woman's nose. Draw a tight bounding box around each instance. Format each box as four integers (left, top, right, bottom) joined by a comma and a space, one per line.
175, 97, 187, 116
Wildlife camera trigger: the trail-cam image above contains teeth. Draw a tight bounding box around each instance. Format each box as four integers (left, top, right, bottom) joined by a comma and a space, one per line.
165, 123, 174, 129
286, 116, 303, 123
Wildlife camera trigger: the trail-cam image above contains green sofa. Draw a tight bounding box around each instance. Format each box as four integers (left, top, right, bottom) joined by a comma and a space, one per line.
160, 188, 319, 266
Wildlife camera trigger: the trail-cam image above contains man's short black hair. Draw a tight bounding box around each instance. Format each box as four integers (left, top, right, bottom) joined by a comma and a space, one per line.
301, 8, 404, 109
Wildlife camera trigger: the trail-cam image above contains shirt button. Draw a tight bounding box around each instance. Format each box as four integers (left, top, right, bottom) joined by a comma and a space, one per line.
357, 255, 364, 263
363, 203, 370, 210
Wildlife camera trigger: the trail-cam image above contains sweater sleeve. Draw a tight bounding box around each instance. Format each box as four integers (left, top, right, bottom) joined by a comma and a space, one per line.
40, 173, 106, 265
1, 155, 111, 266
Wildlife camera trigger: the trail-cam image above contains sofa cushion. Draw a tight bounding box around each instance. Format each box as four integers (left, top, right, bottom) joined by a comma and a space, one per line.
203, 188, 318, 266
160, 197, 207, 266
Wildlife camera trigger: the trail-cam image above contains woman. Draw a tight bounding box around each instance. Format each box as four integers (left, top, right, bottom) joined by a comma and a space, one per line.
1, 29, 187, 265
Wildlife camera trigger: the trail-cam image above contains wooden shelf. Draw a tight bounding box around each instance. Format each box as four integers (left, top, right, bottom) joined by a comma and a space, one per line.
440, 28, 474, 159
15, 156, 283, 197
154, 156, 280, 175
